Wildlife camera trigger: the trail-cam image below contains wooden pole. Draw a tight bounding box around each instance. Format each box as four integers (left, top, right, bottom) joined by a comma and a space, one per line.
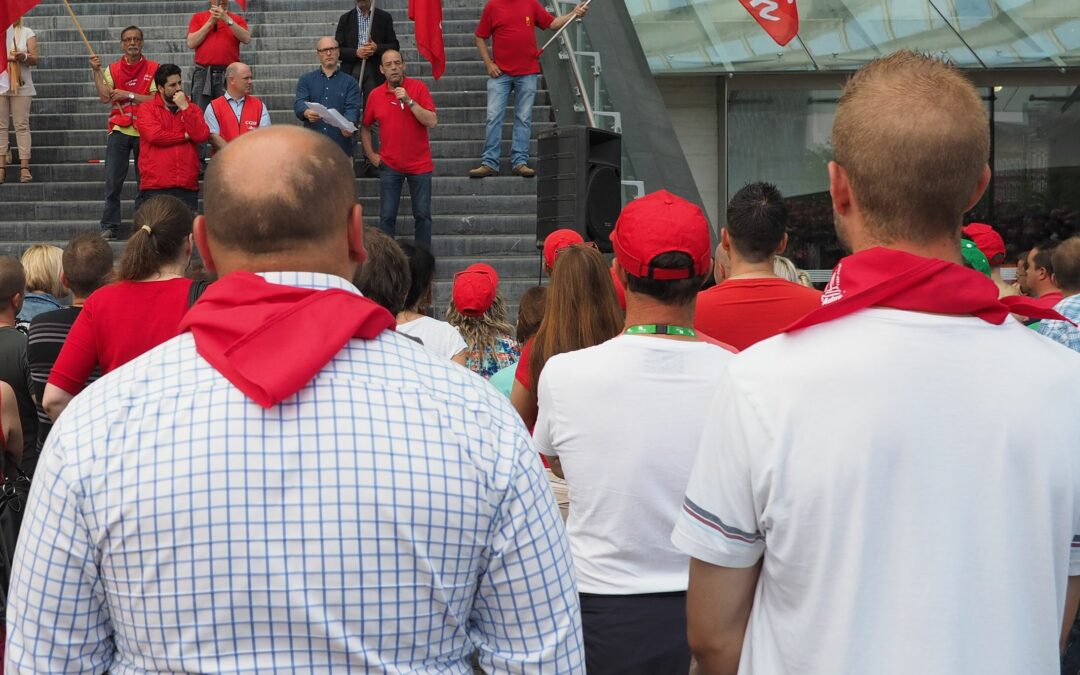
8, 27, 20, 96
60, 0, 96, 59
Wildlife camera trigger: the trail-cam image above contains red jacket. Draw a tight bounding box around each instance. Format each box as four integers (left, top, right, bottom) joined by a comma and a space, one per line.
135, 95, 210, 192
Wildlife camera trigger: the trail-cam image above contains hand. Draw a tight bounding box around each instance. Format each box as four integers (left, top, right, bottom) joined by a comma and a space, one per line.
89, 55, 102, 71
109, 90, 132, 103
572, 2, 589, 17
340, 128, 355, 138
184, 133, 191, 140
209, 5, 226, 22
369, 154, 381, 167
8, 50, 21, 62
358, 41, 376, 59
485, 61, 502, 78
393, 87, 409, 103
303, 109, 322, 122
172, 90, 190, 110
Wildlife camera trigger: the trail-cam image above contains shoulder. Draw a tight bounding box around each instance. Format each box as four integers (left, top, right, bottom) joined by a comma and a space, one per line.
337, 9, 352, 23
374, 7, 394, 20
29, 307, 78, 330
189, 11, 209, 24
23, 26, 36, 39
406, 77, 431, 94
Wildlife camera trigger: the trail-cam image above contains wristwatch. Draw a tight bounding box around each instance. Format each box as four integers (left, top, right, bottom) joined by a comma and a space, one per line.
127, 92, 135, 101
226, 18, 235, 26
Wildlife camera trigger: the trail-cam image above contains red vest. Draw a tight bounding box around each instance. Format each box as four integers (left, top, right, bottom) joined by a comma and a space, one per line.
210, 95, 265, 143
107, 58, 158, 131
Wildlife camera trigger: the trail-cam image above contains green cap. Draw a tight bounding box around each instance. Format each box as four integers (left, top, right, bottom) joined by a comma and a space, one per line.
960, 238, 991, 277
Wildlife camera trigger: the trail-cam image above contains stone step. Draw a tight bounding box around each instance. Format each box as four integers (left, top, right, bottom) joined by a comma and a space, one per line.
27, 0, 489, 16
35, 26, 484, 47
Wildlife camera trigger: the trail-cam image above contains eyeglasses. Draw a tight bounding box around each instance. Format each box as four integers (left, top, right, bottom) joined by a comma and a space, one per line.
122, 37, 143, 43
317, 47, 339, 54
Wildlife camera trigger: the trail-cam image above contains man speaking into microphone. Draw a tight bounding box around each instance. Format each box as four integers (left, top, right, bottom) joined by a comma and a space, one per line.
361, 50, 436, 248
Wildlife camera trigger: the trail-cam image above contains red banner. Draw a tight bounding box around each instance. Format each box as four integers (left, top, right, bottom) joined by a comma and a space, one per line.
1, 0, 42, 90
409, 0, 444, 80
739, 0, 798, 47
234, 0, 246, 11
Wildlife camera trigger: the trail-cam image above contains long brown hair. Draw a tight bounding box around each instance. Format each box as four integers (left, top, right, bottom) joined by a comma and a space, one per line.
529, 244, 623, 388
119, 195, 193, 281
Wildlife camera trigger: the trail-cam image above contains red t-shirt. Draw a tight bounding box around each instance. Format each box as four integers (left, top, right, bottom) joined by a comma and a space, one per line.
694, 278, 823, 351
188, 11, 248, 66
475, 0, 554, 76
48, 278, 195, 395
1034, 290, 1064, 309
362, 77, 436, 175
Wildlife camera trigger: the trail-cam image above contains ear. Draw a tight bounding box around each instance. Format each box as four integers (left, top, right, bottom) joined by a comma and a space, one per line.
965, 164, 992, 212
347, 204, 367, 265
611, 258, 628, 288
775, 232, 789, 256
720, 228, 731, 253
828, 161, 853, 218
60, 272, 70, 291
193, 215, 217, 273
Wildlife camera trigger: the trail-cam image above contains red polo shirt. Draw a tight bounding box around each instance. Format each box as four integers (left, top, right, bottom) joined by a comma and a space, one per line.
188, 11, 248, 66
362, 77, 435, 175
475, 0, 554, 76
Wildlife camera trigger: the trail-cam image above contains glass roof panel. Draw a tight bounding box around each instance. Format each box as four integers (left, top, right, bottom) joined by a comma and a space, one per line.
628, 0, 1080, 73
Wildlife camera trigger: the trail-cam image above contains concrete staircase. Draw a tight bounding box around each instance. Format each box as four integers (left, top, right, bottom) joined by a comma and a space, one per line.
3, 0, 551, 307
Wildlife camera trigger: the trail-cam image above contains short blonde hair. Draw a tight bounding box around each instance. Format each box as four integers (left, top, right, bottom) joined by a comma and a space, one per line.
832, 51, 989, 243
20, 244, 65, 297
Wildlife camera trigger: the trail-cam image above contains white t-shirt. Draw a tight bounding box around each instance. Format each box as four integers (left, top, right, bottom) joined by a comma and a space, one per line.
672, 308, 1080, 674
2, 26, 36, 96
396, 315, 467, 361
535, 334, 735, 594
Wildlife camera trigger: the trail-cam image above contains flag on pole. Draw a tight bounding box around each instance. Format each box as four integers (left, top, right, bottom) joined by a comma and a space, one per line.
740, 0, 799, 47
1, 0, 42, 94
409, 0, 445, 80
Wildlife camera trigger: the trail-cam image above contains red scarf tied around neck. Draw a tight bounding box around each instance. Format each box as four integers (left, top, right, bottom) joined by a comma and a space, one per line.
784, 247, 1072, 333
179, 272, 396, 408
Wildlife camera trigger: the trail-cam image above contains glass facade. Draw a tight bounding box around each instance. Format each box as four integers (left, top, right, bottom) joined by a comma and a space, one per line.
629, 0, 1080, 74
726, 83, 1080, 271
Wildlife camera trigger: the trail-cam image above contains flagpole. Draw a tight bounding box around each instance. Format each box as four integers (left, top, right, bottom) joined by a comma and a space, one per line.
537, 0, 591, 57
357, 0, 374, 95
60, 0, 96, 59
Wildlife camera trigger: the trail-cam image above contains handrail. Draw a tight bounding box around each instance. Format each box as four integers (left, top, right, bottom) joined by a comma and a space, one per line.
548, 6, 596, 128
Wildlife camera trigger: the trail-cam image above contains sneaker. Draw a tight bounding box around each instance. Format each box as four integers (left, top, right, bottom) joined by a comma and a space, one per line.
101, 228, 117, 241
512, 164, 535, 178
469, 164, 497, 178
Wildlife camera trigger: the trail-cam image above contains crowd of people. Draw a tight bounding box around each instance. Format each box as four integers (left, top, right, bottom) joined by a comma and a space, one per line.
3, 3, 1080, 672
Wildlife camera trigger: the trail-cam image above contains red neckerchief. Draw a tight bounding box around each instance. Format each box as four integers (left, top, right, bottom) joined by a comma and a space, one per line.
115, 55, 150, 89
784, 247, 1072, 333
179, 272, 395, 408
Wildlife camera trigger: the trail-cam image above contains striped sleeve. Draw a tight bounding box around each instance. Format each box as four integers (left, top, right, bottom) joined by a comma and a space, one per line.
671, 376, 767, 568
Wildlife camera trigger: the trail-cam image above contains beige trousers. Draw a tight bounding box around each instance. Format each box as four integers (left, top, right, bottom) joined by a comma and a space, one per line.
0, 95, 32, 161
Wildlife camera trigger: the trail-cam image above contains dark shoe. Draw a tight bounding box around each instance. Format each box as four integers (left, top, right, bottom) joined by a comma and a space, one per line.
469, 164, 497, 178
512, 164, 535, 178
100, 228, 117, 241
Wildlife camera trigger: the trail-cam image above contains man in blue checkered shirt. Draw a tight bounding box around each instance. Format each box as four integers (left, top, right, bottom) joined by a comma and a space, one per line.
1038, 236, 1080, 353
5, 126, 584, 673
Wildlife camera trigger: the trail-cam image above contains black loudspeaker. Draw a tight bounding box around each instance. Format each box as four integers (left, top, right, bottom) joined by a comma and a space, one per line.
536, 126, 622, 253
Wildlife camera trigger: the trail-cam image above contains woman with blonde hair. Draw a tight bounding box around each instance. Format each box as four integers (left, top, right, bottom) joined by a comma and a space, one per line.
2, 17, 38, 183
43, 195, 196, 420
17, 244, 66, 324
446, 263, 520, 379
511, 244, 623, 430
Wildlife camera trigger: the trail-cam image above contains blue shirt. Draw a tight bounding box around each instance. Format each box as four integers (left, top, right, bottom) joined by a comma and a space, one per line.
204, 91, 273, 136
294, 68, 360, 157
1038, 293, 1080, 353
6, 271, 585, 673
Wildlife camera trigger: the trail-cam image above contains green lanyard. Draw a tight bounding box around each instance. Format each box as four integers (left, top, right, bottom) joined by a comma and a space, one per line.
624, 324, 697, 337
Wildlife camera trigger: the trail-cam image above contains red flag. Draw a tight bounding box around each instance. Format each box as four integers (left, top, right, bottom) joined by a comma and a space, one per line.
232, 0, 246, 11
739, 0, 798, 47
1, 0, 42, 91
409, 0, 445, 80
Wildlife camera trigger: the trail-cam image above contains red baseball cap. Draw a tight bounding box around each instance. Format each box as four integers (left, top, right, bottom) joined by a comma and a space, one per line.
452, 263, 499, 317
542, 229, 585, 269
610, 190, 711, 280
962, 223, 1006, 266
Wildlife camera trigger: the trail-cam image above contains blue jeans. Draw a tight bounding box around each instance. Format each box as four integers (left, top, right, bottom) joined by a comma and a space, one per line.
378, 165, 432, 248
481, 74, 537, 171
100, 132, 144, 232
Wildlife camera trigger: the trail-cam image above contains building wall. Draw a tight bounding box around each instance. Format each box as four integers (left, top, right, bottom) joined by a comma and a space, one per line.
655, 77, 721, 228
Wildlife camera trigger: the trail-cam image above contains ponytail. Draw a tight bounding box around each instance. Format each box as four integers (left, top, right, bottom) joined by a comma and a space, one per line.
118, 196, 193, 281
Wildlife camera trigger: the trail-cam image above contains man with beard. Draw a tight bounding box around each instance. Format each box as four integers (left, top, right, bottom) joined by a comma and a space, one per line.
90, 26, 158, 240
361, 50, 436, 247
135, 64, 210, 213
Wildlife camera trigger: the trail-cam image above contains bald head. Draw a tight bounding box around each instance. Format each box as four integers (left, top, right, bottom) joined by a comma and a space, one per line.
832, 51, 989, 244
0, 257, 24, 314
202, 126, 357, 263
225, 62, 253, 98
